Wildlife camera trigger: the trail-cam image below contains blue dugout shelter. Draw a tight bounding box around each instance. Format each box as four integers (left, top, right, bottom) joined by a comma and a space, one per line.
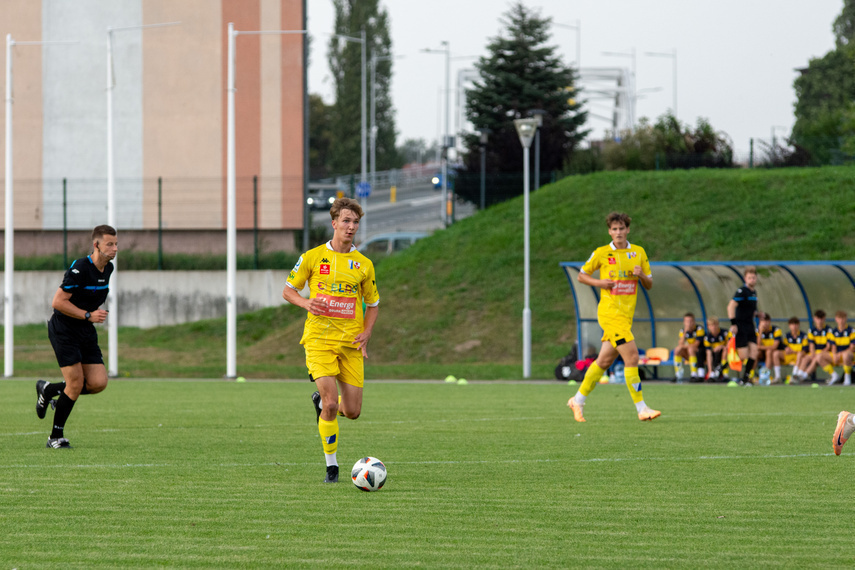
560, 261, 855, 358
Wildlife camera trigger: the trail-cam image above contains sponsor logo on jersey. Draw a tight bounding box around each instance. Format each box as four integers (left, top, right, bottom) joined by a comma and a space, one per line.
292, 256, 303, 273
610, 280, 637, 296
349, 260, 361, 270
607, 257, 616, 265
316, 294, 356, 319
317, 282, 357, 295
320, 264, 330, 275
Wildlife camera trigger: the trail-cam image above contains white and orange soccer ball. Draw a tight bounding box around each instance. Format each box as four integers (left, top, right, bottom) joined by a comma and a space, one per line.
351, 456, 387, 492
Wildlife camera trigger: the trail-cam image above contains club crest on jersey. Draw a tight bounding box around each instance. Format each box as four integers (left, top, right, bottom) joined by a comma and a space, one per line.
348, 260, 360, 270
320, 264, 330, 275
626, 251, 637, 259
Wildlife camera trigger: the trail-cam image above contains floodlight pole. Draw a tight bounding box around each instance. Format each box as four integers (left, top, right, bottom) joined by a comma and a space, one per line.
106, 21, 179, 378
423, 42, 451, 226
645, 49, 677, 116
514, 118, 538, 378
5, 35, 76, 377
226, 25, 308, 378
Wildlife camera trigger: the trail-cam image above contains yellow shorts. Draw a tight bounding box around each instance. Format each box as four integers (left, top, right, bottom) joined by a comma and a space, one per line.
783, 352, 800, 365
599, 322, 635, 348
305, 344, 364, 388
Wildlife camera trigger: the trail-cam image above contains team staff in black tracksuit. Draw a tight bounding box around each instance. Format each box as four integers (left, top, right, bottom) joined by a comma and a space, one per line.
727, 266, 760, 385
36, 225, 117, 449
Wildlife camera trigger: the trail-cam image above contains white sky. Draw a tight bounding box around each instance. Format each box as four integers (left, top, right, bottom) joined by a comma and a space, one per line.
306, 0, 842, 157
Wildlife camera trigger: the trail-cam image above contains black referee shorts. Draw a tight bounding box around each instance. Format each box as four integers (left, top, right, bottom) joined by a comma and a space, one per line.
733, 321, 755, 349
48, 315, 104, 368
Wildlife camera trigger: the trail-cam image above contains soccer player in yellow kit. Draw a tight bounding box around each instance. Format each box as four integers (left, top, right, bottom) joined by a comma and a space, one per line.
567, 212, 661, 422
282, 198, 380, 483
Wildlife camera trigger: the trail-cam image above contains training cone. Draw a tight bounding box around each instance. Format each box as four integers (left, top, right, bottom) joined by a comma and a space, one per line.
567, 379, 578, 386
444, 375, 457, 383
457, 378, 468, 385
812, 383, 819, 389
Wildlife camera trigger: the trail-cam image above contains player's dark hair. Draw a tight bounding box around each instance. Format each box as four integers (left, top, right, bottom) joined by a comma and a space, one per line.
92, 225, 116, 242
788, 316, 800, 325
330, 197, 364, 220
683, 312, 695, 319
759, 313, 771, 321
606, 212, 631, 228
814, 309, 826, 319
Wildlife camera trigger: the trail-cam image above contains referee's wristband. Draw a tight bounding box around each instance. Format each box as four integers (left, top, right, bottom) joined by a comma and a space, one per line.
730, 319, 737, 326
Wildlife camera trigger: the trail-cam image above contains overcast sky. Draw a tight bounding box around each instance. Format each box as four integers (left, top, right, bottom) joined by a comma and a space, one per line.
306, 0, 842, 157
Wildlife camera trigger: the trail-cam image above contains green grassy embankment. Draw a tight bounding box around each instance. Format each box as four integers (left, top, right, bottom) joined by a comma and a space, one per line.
10, 166, 855, 379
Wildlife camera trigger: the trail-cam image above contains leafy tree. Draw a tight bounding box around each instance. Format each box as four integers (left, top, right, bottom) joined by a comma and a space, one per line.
327, 0, 399, 176
397, 137, 434, 165
309, 94, 333, 179
792, 1, 855, 164
456, 2, 587, 206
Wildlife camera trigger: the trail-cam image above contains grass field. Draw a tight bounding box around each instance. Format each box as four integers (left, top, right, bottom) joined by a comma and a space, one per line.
2, 378, 854, 568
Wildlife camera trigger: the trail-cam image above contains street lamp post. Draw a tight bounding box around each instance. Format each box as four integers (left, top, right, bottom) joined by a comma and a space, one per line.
645, 49, 677, 116
477, 128, 491, 210
602, 48, 637, 129
423, 41, 451, 227
554, 20, 581, 68
370, 49, 399, 238
528, 109, 545, 191
226, 24, 308, 379
5, 35, 75, 377
514, 117, 538, 379
106, 21, 179, 377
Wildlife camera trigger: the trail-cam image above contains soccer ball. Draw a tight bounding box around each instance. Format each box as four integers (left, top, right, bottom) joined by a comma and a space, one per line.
351, 456, 387, 492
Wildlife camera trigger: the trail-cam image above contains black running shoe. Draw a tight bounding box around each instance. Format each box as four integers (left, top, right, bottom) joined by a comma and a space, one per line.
311, 391, 322, 423
46, 437, 72, 449
36, 380, 51, 419
324, 465, 339, 483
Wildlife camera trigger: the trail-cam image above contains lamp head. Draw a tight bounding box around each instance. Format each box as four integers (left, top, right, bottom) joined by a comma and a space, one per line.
514, 118, 538, 149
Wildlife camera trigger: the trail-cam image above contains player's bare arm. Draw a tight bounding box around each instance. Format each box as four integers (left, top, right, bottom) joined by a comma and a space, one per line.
281, 285, 329, 316
632, 265, 652, 290
50, 288, 108, 323
577, 271, 614, 290
352, 305, 379, 358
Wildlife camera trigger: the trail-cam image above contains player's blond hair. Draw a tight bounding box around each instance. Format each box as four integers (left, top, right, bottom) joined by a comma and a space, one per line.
743, 266, 757, 277
330, 197, 364, 220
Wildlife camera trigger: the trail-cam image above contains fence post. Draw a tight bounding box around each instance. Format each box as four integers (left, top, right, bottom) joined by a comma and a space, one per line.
253, 175, 259, 270
749, 138, 754, 168
157, 176, 163, 270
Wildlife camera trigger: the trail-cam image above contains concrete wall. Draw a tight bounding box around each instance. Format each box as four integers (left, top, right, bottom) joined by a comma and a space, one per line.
1, 270, 291, 328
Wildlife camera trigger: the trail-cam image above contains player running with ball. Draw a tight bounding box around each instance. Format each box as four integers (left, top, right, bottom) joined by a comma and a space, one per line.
567, 212, 661, 422
282, 198, 379, 483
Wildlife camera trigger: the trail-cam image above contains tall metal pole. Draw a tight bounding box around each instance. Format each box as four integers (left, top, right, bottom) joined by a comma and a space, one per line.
226, 23, 237, 378
4, 34, 14, 377
106, 21, 178, 377
479, 143, 486, 210
360, 29, 368, 243
369, 49, 377, 243
443, 41, 450, 226
522, 142, 531, 378
106, 29, 119, 377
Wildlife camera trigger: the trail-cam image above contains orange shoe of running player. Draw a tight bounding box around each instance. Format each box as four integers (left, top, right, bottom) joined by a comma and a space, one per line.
638, 407, 661, 421
567, 398, 586, 422
833, 411, 852, 456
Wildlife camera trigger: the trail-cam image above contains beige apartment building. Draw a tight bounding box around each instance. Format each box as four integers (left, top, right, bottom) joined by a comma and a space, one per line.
1, 0, 306, 255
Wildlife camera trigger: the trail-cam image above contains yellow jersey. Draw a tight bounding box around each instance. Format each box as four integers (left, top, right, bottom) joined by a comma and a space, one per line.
286, 242, 380, 347
581, 241, 651, 329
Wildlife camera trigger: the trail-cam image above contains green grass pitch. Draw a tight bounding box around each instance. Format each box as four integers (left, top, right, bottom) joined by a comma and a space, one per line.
1, 379, 853, 568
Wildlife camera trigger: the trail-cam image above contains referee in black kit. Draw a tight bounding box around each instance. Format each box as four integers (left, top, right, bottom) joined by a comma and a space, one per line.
36, 225, 117, 449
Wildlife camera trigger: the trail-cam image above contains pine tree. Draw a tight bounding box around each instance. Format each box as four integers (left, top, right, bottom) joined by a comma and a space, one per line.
327, 0, 399, 176
459, 2, 587, 205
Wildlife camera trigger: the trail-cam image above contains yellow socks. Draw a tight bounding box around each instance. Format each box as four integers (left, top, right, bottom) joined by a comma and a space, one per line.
580, 362, 605, 397
625, 366, 644, 404
318, 417, 339, 455
689, 356, 698, 375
